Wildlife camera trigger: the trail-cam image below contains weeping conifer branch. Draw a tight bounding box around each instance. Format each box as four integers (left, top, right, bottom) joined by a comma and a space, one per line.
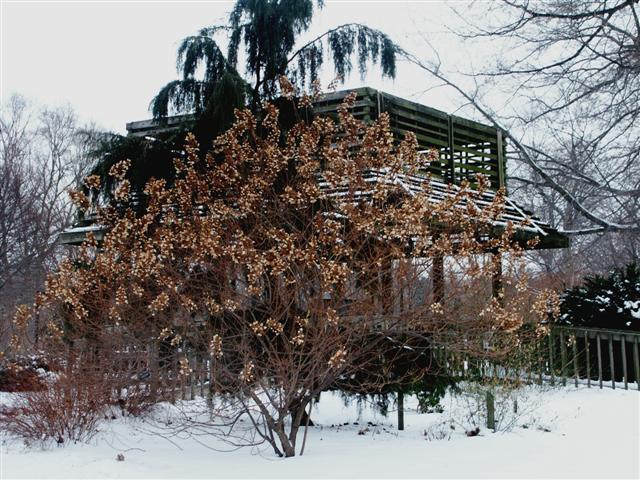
286, 23, 397, 88
151, 2, 399, 118
99, 1, 400, 205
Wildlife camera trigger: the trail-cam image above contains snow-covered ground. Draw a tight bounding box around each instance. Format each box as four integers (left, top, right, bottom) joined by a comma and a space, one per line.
1, 386, 638, 479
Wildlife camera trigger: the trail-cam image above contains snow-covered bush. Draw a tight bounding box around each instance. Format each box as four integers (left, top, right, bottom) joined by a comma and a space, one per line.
447, 382, 546, 433
0, 362, 111, 446
560, 263, 640, 331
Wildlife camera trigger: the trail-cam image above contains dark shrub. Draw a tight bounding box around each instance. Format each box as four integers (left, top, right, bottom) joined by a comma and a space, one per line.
560, 263, 640, 331
0, 355, 48, 392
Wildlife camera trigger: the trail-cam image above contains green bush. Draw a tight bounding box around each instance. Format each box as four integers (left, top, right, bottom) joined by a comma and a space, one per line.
560, 263, 640, 331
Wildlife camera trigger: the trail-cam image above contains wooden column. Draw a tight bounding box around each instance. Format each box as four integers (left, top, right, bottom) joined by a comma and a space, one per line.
486, 391, 495, 431
397, 391, 405, 431
491, 253, 503, 306
432, 255, 444, 304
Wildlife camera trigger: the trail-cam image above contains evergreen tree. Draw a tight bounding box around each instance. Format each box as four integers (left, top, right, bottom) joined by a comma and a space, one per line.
90, 0, 398, 201
560, 264, 640, 331
152, 0, 397, 117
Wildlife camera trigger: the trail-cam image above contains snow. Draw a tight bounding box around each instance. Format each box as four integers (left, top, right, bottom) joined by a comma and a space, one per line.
1, 386, 638, 479
624, 300, 640, 319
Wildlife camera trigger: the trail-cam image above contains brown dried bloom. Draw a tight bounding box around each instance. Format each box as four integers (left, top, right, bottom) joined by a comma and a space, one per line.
108, 159, 132, 180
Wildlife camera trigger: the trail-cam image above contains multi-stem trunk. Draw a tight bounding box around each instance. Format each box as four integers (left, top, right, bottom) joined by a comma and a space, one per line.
271, 419, 297, 457
267, 398, 311, 458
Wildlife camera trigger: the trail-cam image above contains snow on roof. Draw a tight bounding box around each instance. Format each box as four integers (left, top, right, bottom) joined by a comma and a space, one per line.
318, 168, 555, 237
60, 170, 567, 248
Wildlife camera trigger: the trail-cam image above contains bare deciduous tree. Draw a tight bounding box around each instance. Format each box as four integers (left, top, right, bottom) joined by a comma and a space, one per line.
401, 0, 640, 277
0, 95, 94, 346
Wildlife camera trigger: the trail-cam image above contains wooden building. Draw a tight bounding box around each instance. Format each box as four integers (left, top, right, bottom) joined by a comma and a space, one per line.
59, 87, 568, 250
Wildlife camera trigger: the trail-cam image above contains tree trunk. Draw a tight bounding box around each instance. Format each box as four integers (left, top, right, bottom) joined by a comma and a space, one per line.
272, 420, 296, 457
291, 404, 314, 426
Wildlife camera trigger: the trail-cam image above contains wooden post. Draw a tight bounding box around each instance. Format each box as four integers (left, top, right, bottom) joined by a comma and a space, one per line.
181, 367, 187, 400
199, 354, 205, 397
622, 336, 628, 390
207, 355, 215, 404
560, 330, 567, 386
189, 353, 197, 400
549, 331, 555, 386
572, 333, 579, 388
486, 391, 495, 431
526, 344, 533, 385
397, 391, 405, 431
609, 336, 615, 389
491, 253, 503, 306
634, 336, 640, 391
432, 255, 444, 304
149, 342, 158, 402
172, 355, 179, 404
597, 334, 603, 389
538, 338, 543, 385
585, 331, 591, 388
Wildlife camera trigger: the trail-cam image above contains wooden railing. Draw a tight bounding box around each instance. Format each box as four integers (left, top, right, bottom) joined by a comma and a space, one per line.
313, 88, 507, 191
125, 88, 508, 192
434, 325, 640, 391
542, 325, 640, 390
110, 324, 640, 407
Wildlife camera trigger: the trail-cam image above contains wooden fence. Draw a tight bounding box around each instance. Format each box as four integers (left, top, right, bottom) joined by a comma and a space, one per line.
118, 325, 640, 404
433, 325, 640, 391
543, 325, 640, 390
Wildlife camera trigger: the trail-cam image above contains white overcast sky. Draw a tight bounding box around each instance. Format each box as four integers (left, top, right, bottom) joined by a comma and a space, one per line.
1, 0, 497, 134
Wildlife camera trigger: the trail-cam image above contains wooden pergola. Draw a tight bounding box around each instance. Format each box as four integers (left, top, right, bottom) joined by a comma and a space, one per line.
58, 88, 571, 430
60, 87, 568, 319
62, 87, 568, 263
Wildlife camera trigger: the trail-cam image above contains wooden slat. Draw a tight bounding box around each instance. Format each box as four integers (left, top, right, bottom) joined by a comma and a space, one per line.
447, 116, 455, 183
597, 334, 603, 389
609, 336, 616, 389
451, 162, 500, 177
585, 331, 591, 388
622, 335, 628, 390
496, 130, 505, 189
